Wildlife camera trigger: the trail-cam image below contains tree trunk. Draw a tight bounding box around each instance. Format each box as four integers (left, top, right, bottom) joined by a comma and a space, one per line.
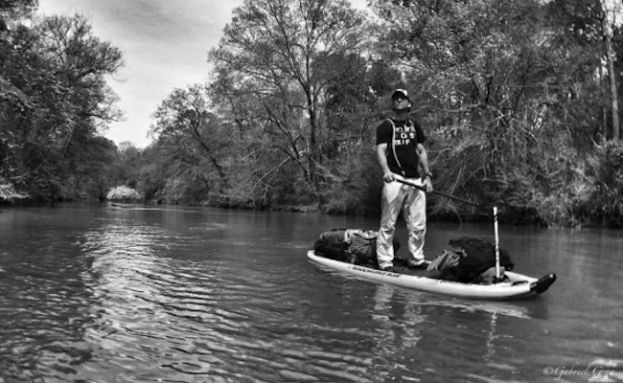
603, 14, 620, 141
307, 106, 319, 194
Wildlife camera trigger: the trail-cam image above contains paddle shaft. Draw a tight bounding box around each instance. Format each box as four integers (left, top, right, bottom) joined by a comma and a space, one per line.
394, 178, 487, 210
493, 206, 501, 279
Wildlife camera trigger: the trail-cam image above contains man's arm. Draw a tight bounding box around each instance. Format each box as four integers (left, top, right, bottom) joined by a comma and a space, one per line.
416, 143, 431, 176
417, 143, 433, 191
376, 143, 395, 183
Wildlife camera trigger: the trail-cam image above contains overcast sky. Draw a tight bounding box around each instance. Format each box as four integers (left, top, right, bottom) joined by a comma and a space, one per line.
36, 0, 368, 149
37, 0, 244, 148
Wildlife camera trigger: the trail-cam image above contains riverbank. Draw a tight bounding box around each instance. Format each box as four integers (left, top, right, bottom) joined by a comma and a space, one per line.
0, 197, 596, 230
2, 172, 620, 228
0, 181, 28, 204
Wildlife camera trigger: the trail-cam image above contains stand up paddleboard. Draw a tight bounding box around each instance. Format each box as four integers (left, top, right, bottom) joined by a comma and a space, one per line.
307, 250, 556, 300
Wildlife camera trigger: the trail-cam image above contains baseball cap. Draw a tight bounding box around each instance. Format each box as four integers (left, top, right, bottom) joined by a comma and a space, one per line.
391, 89, 410, 101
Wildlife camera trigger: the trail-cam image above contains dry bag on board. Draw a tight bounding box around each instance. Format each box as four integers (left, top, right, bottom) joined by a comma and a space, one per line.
313, 228, 400, 266
448, 237, 514, 283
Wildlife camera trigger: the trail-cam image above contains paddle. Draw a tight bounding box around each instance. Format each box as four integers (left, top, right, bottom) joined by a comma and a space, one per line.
393, 177, 503, 280
394, 178, 487, 210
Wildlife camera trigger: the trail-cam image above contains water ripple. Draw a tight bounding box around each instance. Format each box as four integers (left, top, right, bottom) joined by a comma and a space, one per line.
2, 207, 622, 382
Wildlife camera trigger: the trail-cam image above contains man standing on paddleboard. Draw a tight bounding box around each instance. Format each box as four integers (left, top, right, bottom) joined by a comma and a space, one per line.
375, 88, 433, 272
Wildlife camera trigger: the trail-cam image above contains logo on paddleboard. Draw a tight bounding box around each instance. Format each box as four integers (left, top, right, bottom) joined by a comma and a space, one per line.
351, 265, 402, 278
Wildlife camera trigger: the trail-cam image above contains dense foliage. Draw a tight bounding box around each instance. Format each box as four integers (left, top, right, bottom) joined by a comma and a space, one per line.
1, 1, 121, 201
2, 0, 622, 227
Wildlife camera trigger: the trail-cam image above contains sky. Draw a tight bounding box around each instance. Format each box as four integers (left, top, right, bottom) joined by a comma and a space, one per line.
36, 0, 245, 148
36, 0, 367, 149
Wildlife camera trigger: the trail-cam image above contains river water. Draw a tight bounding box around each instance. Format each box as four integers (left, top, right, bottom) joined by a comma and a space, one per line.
0, 203, 621, 383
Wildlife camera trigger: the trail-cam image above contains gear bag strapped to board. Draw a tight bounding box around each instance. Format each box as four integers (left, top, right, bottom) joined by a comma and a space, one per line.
313, 229, 400, 267
427, 237, 514, 283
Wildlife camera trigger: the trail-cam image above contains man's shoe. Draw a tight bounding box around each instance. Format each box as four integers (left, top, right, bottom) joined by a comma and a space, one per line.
379, 265, 394, 273
406, 259, 428, 270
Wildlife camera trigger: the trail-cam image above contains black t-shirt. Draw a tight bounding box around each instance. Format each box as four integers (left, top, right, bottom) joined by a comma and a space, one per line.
375, 118, 426, 178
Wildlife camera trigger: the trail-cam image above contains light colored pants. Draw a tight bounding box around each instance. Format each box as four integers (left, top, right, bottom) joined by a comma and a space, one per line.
376, 178, 427, 268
